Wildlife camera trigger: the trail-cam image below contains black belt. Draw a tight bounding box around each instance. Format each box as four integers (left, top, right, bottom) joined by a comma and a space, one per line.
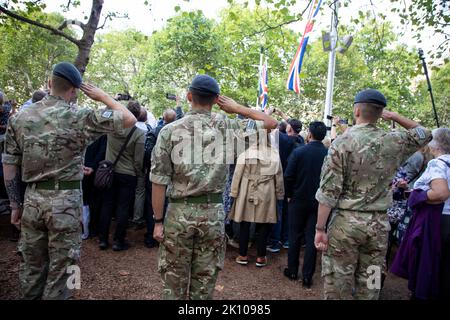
169, 193, 223, 204
30, 180, 81, 190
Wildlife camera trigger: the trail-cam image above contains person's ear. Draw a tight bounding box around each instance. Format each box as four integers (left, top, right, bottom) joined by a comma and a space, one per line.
354, 105, 361, 118
213, 95, 219, 105
48, 79, 52, 90
187, 91, 193, 102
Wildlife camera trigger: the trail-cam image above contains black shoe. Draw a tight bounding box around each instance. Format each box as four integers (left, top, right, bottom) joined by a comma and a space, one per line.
302, 278, 312, 289
283, 268, 298, 281
112, 241, 130, 251
99, 241, 109, 250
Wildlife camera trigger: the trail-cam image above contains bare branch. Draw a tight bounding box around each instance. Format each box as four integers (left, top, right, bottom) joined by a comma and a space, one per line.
244, 0, 313, 38
97, 12, 128, 30
0, 5, 80, 45
58, 19, 86, 31
65, 0, 72, 11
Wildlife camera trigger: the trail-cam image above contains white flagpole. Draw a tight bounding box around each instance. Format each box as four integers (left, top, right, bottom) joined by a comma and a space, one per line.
256, 47, 264, 110
264, 56, 269, 112
323, 0, 339, 128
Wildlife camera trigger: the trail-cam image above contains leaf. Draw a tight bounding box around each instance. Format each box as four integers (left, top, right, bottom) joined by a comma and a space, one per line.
215, 285, 224, 292
119, 270, 130, 276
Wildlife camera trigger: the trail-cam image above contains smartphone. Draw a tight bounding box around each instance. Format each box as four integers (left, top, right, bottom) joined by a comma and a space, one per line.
339, 119, 348, 125
166, 93, 177, 101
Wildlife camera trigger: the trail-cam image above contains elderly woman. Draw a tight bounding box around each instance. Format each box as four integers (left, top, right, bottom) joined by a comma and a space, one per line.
391, 128, 450, 300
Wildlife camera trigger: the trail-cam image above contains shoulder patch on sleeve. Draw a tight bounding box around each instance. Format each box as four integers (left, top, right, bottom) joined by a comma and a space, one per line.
414, 127, 426, 139
101, 110, 113, 119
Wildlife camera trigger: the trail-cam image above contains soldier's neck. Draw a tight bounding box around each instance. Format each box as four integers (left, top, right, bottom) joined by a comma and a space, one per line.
190, 104, 212, 113
50, 90, 72, 104
354, 118, 377, 126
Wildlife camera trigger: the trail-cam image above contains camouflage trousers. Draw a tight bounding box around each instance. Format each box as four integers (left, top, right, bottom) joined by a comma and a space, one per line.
19, 187, 82, 300
322, 209, 390, 300
158, 202, 226, 300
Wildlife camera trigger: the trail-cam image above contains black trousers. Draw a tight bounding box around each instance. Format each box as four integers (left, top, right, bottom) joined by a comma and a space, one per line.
82, 173, 103, 236
441, 215, 450, 299
239, 221, 272, 257
287, 199, 318, 280
99, 172, 137, 244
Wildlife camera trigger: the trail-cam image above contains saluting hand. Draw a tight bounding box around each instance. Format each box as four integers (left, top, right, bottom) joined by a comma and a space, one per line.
217, 95, 240, 114
314, 231, 328, 251
80, 83, 108, 102
381, 110, 397, 121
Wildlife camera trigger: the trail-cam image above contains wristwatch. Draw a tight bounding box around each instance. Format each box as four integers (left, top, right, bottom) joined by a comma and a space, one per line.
153, 216, 164, 224
315, 225, 326, 232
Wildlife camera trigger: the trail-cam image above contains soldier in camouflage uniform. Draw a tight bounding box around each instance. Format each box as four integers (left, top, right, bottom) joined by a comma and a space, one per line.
2, 62, 137, 300
150, 75, 278, 300
314, 89, 431, 300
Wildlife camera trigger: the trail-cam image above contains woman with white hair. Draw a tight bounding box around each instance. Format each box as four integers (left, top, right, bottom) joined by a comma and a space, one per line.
391, 127, 450, 299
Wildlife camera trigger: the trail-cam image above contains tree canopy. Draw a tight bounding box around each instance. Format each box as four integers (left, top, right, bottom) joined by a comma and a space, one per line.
0, 1, 448, 128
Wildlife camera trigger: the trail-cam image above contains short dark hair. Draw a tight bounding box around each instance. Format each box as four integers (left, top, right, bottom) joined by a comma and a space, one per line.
356, 102, 383, 122
127, 101, 141, 118
190, 89, 217, 106
309, 121, 327, 141
137, 107, 147, 122
287, 118, 302, 134
32, 90, 47, 103
278, 121, 287, 133
51, 75, 74, 93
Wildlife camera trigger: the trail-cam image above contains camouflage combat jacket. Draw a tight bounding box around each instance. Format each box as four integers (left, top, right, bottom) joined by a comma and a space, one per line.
2, 95, 124, 182
316, 123, 431, 211
150, 109, 263, 199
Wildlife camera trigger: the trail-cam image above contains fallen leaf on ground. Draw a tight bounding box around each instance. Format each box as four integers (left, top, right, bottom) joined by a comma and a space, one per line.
215, 285, 224, 292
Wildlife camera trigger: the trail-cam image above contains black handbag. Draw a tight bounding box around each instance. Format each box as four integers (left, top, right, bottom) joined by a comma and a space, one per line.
94, 127, 137, 190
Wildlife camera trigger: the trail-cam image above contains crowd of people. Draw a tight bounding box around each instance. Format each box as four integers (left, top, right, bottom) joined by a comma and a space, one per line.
0, 61, 449, 301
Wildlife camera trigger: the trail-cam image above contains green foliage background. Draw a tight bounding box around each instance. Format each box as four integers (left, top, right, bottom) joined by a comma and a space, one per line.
0, 3, 448, 128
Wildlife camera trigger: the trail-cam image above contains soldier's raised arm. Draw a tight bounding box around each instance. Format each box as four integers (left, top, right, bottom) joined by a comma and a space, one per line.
80, 83, 137, 129
217, 95, 278, 130
381, 110, 432, 155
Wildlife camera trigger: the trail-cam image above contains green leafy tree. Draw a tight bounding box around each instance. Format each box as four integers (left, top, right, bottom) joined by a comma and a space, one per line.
0, 11, 77, 102
139, 10, 222, 116
414, 61, 450, 128
0, 0, 126, 73
85, 29, 151, 100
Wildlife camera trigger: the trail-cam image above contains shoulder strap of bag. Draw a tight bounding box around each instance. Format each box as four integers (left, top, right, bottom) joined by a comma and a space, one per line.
438, 158, 450, 168
410, 159, 426, 183
113, 127, 137, 167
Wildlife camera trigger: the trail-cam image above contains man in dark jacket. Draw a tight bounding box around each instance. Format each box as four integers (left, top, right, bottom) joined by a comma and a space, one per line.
143, 104, 182, 248
283, 121, 328, 288
82, 135, 107, 239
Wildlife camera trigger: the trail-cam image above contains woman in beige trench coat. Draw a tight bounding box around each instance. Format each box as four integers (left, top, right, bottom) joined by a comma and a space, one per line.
229, 137, 284, 267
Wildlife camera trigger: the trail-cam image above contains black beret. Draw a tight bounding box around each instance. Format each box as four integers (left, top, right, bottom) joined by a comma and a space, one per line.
53, 62, 82, 88
189, 75, 220, 96
354, 89, 387, 107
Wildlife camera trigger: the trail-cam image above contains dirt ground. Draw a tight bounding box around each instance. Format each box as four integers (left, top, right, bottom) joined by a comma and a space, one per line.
0, 214, 410, 300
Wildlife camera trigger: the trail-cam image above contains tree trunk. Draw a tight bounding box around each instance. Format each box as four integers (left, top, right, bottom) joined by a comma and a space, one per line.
73, 0, 104, 74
